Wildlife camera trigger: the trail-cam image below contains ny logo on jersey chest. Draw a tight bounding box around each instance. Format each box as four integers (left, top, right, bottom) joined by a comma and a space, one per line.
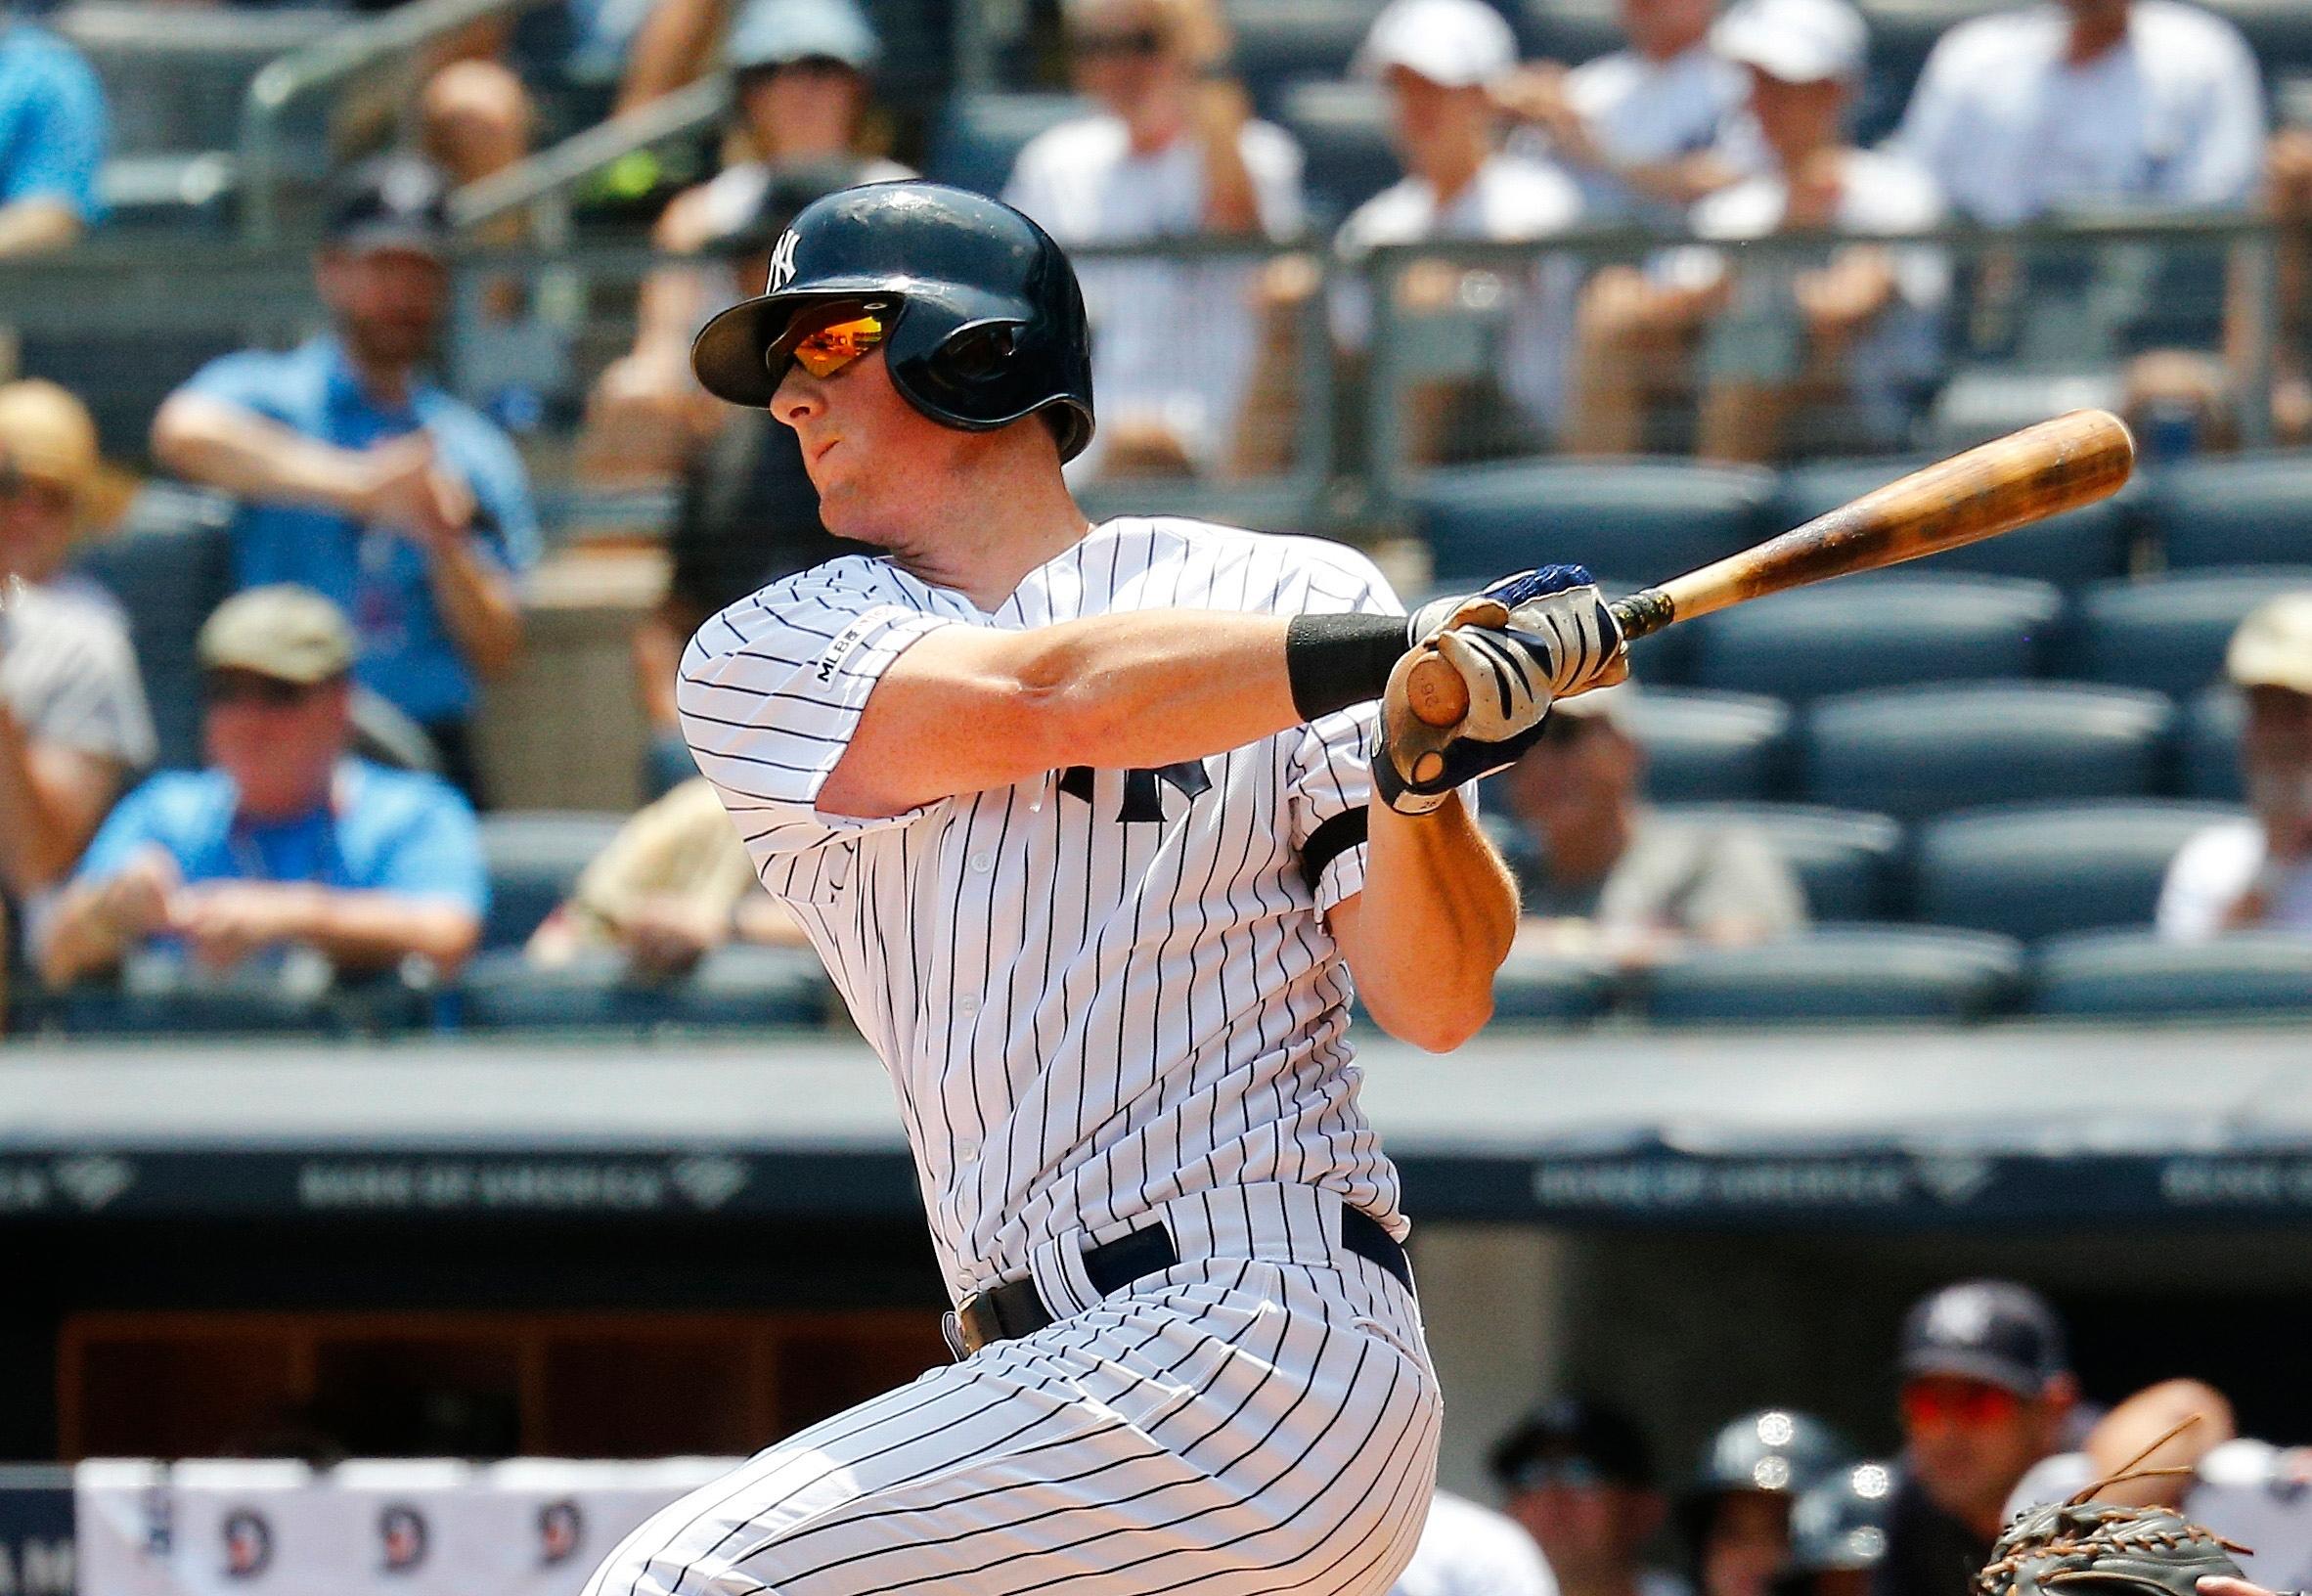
1057, 759, 1212, 822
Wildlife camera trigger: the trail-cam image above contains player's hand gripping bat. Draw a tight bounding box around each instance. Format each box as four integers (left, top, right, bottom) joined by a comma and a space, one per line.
1405, 409, 2137, 728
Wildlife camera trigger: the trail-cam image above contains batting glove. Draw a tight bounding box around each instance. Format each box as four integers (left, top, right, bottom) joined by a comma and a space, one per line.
1375, 625, 1558, 815
1408, 564, 1626, 699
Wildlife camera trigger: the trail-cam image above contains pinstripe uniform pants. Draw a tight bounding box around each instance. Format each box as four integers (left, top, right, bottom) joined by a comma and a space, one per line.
582, 1184, 1443, 1596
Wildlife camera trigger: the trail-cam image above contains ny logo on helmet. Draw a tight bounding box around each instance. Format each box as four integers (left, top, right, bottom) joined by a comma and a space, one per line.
768, 230, 800, 290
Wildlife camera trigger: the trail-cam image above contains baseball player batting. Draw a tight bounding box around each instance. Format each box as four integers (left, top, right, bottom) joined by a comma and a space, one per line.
581, 180, 1622, 1596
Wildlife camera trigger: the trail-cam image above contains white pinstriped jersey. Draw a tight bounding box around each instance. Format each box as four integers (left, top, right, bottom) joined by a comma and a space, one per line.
678, 516, 1407, 1301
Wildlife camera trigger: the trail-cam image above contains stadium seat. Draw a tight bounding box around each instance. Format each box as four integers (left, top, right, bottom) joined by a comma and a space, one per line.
1636, 927, 2025, 1024
925, 93, 1092, 200
1408, 458, 1773, 590
2145, 455, 2312, 569
1653, 803, 1903, 920
1622, 688, 1793, 800
1229, 0, 1385, 110
1773, 457, 2135, 585
46, 968, 427, 1038
1685, 576, 2061, 703
2182, 686, 2245, 801
72, 490, 238, 770
2029, 929, 2312, 1019
1275, 80, 1399, 222
1486, 946, 1613, 1022
456, 946, 830, 1032
1802, 683, 2175, 821
478, 812, 627, 953
1913, 799, 2243, 942
2067, 568, 2312, 699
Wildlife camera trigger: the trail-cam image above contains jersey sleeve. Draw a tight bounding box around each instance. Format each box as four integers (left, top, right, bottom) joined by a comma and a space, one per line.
676, 567, 956, 867
1282, 547, 1404, 914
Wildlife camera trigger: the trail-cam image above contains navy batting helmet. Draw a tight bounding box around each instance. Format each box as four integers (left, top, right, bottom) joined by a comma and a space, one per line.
1775, 1461, 1895, 1594
690, 181, 1096, 462
1679, 1409, 1855, 1559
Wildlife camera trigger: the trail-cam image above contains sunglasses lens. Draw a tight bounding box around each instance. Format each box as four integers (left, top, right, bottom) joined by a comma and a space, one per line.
789, 313, 885, 378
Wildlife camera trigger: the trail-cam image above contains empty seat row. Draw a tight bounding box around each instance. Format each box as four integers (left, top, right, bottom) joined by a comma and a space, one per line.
1626, 683, 2245, 813
1413, 456, 2312, 588
1491, 927, 2312, 1026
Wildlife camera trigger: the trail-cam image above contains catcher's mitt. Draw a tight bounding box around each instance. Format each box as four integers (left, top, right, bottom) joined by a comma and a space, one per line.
1978, 1421, 2249, 1596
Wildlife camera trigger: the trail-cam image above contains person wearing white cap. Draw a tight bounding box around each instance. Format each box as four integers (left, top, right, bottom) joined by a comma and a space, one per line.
1329, 0, 1585, 456
2157, 593, 2312, 938
1493, 0, 1751, 228
1568, 0, 1946, 462
582, 0, 912, 483
1003, 0, 1305, 477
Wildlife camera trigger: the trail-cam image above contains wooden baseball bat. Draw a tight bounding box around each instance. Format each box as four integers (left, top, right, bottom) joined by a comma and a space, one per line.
1406, 409, 2137, 728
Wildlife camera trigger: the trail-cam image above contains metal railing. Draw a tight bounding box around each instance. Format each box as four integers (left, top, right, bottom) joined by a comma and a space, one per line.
237, 0, 564, 244
0, 210, 2289, 542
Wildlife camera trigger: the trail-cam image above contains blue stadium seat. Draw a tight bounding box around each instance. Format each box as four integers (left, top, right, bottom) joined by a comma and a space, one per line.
2183, 686, 2245, 801
1409, 458, 1773, 589
1654, 803, 1903, 920
925, 93, 1092, 200
1637, 927, 2024, 1024
1802, 683, 2174, 821
1773, 457, 2134, 585
72, 489, 238, 771
2145, 455, 2312, 569
2067, 568, 2312, 699
1623, 688, 1793, 800
1275, 80, 1399, 223
2030, 930, 2312, 1019
1229, 0, 1385, 110
456, 947, 830, 1032
1913, 799, 2243, 941
1488, 946, 1613, 1022
1685, 576, 2061, 703
478, 812, 627, 953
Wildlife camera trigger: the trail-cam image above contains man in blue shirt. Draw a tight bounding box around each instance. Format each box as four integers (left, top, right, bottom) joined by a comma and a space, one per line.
0, 20, 106, 255
39, 585, 486, 988
151, 155, 538, 800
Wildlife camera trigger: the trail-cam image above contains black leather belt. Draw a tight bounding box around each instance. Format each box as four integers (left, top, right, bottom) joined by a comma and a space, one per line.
954, 1206, 1411, 1354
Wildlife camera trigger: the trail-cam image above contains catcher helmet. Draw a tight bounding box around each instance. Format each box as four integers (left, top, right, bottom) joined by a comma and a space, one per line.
691, 181, 1096, 462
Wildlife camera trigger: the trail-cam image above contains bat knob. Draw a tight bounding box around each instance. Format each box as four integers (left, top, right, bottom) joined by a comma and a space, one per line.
1406, 653, 1469, 728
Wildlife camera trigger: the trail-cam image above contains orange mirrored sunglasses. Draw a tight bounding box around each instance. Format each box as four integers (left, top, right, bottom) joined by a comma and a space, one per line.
784, 310, 887, 379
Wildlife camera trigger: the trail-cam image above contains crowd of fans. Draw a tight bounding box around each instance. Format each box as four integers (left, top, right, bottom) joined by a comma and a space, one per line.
0, 0, 2305, 1024
1394, 1280, 2279, 1596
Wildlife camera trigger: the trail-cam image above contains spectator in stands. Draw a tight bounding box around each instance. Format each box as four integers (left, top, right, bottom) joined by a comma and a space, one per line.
1492, 1397, 1686, 1596
1492, 0, 1750, 227
1328, 0, 1586, 461
39, 586, 484, 990
0, 379, 155, 905
581, 0, 911, 484
526, 776, 802, 977
1003, 0, 1305, 477
0, 18, 106, 256
1499, 685, 1806, 963
1566, 0, 1947, 462
1893, 0, 2262, 228
1882, 1281, 2078, 1596
151, 155, 537, 804
2158, 594, 2312, 938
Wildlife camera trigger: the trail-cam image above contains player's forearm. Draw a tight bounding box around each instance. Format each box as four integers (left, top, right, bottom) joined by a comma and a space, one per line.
821, 611, 1305, 816
152, 395, 367, 511
1346, 798, 1517, 1052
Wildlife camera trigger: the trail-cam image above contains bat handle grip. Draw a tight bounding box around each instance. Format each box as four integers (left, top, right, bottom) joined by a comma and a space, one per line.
1404, 587, 1674, 730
